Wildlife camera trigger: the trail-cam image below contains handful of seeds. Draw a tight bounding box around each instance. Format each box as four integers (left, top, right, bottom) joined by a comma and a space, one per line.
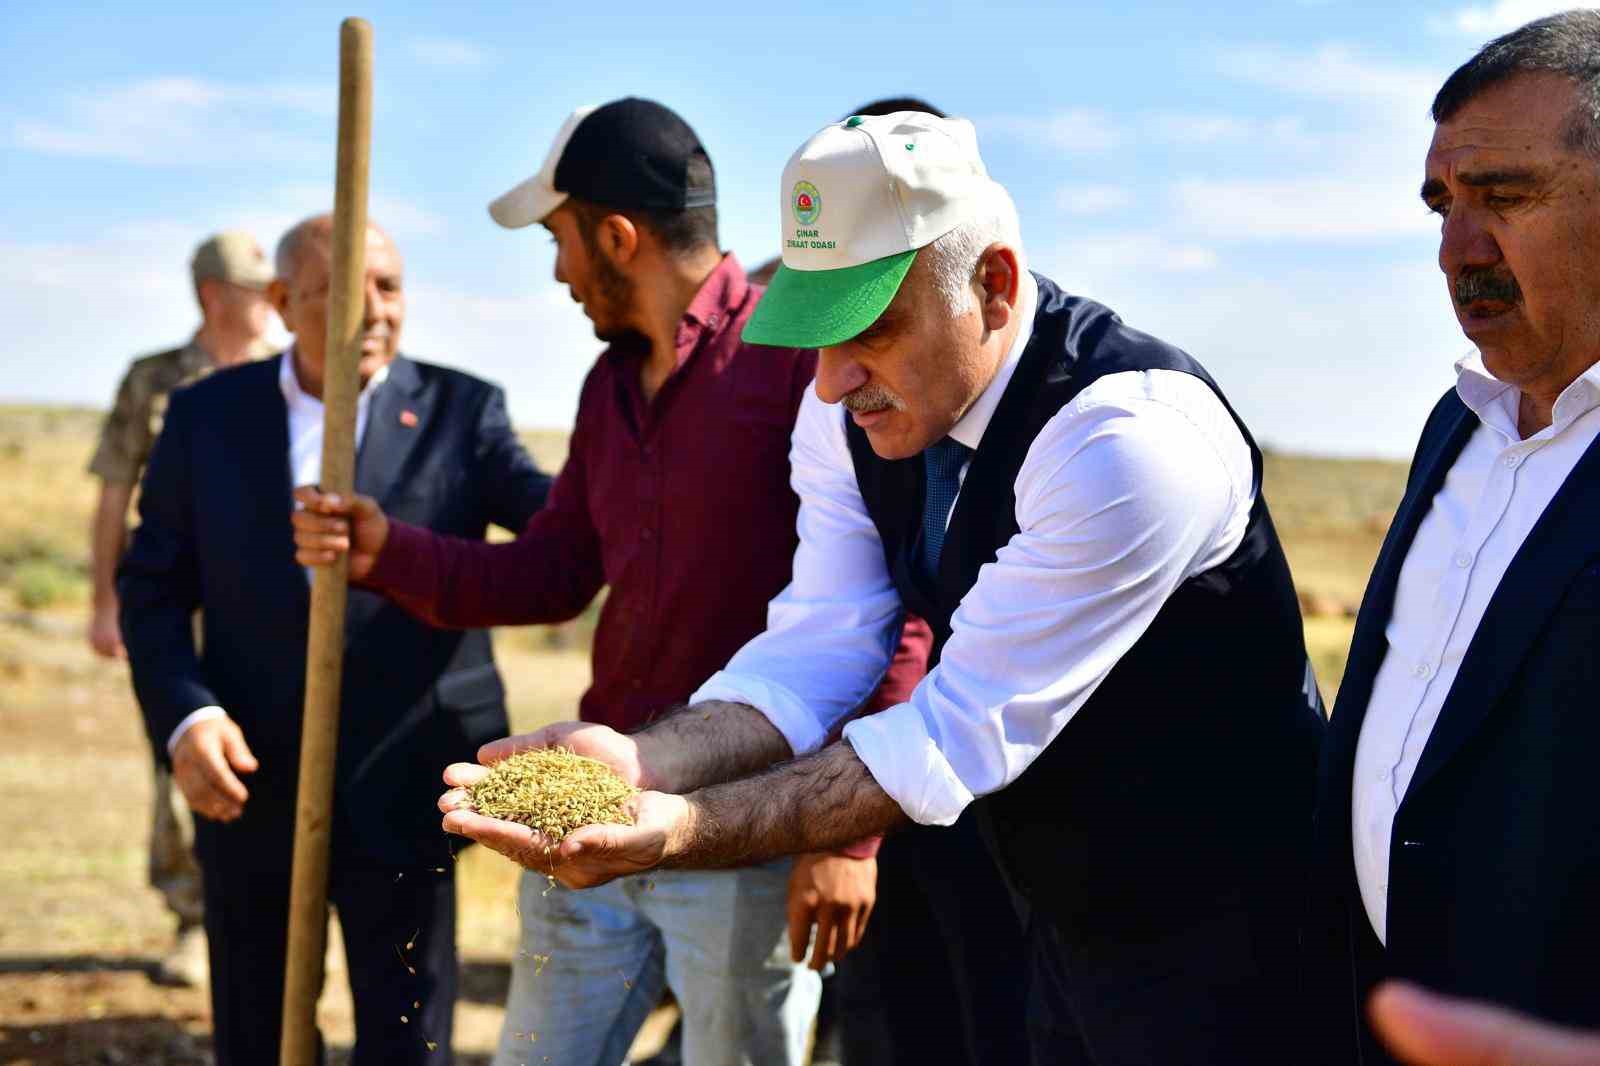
467, 747, 637, 842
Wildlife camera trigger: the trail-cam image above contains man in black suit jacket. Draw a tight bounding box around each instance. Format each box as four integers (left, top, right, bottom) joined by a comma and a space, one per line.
119, 215, 550, 1066
1315, 12, 1600, 1064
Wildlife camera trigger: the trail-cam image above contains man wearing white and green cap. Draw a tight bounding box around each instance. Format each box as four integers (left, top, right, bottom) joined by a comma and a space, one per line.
441, 112, 1330, 1064
86, 229, 274, 987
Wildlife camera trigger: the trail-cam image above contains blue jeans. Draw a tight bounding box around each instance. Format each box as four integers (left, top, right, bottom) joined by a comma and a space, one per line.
493, 861, 821, 1066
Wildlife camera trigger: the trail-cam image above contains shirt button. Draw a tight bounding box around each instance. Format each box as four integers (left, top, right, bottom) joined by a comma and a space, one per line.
1503, 453, 1520, 468
1379, 883, 1388, 894
1377, 768, 1389, 782
1454, 552, 1473, 568
1414, 662, 1432, 679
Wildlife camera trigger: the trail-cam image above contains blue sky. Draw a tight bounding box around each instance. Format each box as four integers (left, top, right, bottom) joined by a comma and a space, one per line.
1, 0, 1573, 456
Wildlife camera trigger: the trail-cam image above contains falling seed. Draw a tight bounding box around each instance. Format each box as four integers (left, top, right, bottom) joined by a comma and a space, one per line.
413, 1000, 421, 1009
434, 866, 447, 873
532, 953, 550, 976
620, 969, 633, 990
401, 1015, 409, 1024
425, 1040, 437, 1051
395, 872, 405, 882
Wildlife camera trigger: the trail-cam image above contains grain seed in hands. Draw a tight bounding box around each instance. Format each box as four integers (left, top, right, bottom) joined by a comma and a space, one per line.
467, 747, 637, 842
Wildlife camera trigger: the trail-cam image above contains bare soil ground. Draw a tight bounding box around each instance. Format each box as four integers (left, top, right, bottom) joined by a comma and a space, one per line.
0, 405, 1405, 1064
0, 605, 591, 1065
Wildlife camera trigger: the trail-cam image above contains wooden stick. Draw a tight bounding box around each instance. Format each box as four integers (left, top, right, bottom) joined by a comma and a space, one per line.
279, 17, 372, 1066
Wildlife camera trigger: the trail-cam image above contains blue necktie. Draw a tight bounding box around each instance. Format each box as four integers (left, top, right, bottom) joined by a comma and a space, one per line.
920, 436, 972, 579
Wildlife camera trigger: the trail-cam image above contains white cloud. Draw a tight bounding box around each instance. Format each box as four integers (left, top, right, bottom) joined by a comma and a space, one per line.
1143, 113, 1315, 149
1050, 232, 1220, 277
983, 110, 1125, 154
988, 109, 1315, 156
1444, 0, 1567, 34
1220, 44, 1440, 107
12, 76, 332, 165
267, 184, 448, 239
1055, 184, 1134, 216
1170, 178, 1437, 241
407, 37, 491, 69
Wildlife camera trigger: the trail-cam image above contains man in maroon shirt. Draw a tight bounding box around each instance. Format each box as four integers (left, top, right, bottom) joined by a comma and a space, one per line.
293, 98, 926, 1066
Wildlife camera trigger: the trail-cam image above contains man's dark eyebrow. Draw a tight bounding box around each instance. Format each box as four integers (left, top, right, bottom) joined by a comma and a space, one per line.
1419, 168, 1544, 203
1458, 168, 1542, 188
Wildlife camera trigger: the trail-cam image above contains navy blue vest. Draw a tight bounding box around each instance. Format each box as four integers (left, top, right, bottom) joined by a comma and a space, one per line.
847, 275, 1326, 944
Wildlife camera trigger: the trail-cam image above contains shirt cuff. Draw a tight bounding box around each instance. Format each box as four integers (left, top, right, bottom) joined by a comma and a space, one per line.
691, 671, 828, 756
842, 701, 974, 827
363, 518, 431, 593
168, 706, 228, 756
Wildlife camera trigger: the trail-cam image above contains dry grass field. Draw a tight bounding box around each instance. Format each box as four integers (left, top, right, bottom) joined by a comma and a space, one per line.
0, 403, 1406, 1064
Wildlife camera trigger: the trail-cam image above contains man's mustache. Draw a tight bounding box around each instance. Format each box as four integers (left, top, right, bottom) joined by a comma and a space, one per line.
1454, 268, 1522, 307
841, 383, 906, 414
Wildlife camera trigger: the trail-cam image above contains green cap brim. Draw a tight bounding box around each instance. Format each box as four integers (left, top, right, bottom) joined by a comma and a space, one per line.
742, 249, 918, 348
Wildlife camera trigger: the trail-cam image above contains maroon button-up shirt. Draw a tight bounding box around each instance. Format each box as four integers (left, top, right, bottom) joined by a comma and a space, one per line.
364, 255, 927, 735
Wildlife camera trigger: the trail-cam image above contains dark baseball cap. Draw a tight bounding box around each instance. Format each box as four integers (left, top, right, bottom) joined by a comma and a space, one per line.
488, 98, 716, 228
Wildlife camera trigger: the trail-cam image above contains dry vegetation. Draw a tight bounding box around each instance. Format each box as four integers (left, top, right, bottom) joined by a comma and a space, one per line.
0, 404, 1406, 1063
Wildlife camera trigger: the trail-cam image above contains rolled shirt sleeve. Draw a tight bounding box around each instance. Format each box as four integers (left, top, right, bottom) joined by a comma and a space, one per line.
690, 386, 903, 755
844, 371, 1255, 826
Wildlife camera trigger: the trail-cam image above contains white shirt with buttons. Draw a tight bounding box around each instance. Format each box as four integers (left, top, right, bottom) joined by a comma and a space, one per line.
1351, 351, 1600, 944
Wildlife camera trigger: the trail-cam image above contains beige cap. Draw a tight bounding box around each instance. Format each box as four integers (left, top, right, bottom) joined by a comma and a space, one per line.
190, 231, 273, 290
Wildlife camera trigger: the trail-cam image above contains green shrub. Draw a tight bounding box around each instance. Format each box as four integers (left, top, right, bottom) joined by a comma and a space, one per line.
13, 560, 84, 610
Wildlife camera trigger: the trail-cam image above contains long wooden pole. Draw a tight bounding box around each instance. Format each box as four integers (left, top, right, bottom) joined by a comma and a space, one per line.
280, 18, 372, 1066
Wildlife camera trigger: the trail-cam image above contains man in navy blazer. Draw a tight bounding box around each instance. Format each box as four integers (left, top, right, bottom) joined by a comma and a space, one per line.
1315, 12, 1600, 1064
118, 215, 551, 1065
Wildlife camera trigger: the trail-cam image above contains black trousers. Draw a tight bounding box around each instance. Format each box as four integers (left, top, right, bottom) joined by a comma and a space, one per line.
200, 854, 457, 1066
836, 809, 1030, 1066
1025, 901, 1310, 1066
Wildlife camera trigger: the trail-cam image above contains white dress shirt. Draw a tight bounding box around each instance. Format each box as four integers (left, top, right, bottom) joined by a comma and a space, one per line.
1352, 353, 1600, 945
692, 278, 1257, 826
166, 350, 388, 754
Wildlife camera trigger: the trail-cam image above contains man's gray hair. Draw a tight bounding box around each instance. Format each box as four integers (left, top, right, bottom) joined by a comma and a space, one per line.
275, 217, 328, 280
921, 183, 1025, 315
1433, 9, 1600, 155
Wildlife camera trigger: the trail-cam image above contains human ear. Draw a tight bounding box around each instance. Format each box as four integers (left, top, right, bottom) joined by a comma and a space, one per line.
267, 278, 295, 331
604, 214, 641, 265
977, 244, 1021, 332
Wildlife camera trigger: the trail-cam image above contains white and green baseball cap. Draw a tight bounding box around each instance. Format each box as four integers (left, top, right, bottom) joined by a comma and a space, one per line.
743, 111, 996, 349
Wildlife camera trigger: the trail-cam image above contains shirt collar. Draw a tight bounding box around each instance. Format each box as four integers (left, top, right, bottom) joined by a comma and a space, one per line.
1454, 349, 1600, 440
606, 253, 750, 372
279, 346, 391, 408
947, 271, 1038, 452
